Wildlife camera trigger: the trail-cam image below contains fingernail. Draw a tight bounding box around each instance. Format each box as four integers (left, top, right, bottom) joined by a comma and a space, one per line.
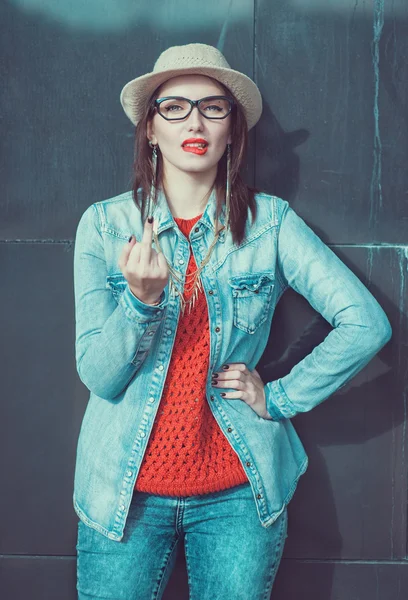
220, 393, 226, 397
212, 373, 219, 378
128, 235, 133, 242
222, 364, 229, 370
147, 216, 153, 224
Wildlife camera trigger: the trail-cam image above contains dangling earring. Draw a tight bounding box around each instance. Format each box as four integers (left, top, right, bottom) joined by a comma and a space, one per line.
147, 140, 158, 219
225, 143, 232, 233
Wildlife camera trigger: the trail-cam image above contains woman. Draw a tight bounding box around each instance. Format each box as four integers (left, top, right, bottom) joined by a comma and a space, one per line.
73, 43, 392, 599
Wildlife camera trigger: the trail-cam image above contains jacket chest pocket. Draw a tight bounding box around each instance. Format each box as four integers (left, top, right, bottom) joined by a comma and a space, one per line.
228, 272, 274, 334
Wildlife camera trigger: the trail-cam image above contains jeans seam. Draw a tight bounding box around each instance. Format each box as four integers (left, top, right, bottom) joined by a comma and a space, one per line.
262, 509, 288, 599
184, 535, 194, 600
151, 536, 180, 600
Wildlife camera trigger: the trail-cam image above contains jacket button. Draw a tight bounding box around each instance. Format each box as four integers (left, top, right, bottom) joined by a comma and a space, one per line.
210, 395, 214, 401
227, 427, 232, 432
257, 493, 262, 499
246, 461, 251, 467
215, 327, 220, 332
127, 470, 132, 477
139, 431, 146, 438
208, 290, 214, 295
194, 227, 199, 232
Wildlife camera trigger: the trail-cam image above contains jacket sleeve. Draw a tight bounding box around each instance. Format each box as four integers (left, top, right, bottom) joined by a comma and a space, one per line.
264, 200, 392, 421
73, 204, 168, 399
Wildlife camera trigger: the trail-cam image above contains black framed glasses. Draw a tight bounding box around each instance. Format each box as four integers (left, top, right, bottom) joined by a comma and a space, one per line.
154, 95, 234, 121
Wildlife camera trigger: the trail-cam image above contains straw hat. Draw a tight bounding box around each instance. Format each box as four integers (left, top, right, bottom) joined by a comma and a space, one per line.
120, 43, 263, 131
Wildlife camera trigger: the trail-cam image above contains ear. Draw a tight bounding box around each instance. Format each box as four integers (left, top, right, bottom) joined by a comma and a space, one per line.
146, 121, 156, 144
226, 127, 232, 145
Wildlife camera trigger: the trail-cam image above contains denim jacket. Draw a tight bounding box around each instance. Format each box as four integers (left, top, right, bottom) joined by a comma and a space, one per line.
73, 187, 392, 542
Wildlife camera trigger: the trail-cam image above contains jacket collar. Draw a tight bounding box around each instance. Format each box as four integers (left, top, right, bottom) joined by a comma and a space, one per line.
149, 186, 226, 240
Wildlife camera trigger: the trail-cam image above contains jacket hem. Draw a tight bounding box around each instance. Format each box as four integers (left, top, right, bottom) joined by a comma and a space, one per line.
259, 456, 309, 528
73, 495, 123, 542
134, 468, 249, 496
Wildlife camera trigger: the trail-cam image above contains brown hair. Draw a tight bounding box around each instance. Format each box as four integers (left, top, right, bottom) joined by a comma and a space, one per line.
130, 78, 262, 247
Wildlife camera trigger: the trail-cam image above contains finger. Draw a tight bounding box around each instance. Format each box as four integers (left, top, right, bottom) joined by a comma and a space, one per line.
218, 390, 246, 400
139, 217, 154, 264
118, 236, 137, 271
216, 368, 245, 382
221, 363, 246, 372
213, 379, 244, 390
128, 241, 142, 265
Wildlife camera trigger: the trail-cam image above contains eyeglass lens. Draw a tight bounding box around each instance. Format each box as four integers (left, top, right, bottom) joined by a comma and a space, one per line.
157, 97, 232, 120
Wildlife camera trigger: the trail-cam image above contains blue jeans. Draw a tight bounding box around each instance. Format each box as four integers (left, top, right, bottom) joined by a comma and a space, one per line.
76, 481, 288, 599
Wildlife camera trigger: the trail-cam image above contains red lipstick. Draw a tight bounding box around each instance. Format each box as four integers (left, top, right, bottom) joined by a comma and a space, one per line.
181, 138, 209, 155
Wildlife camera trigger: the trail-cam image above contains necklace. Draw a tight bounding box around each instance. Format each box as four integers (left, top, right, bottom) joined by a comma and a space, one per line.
153, 184, 225, 316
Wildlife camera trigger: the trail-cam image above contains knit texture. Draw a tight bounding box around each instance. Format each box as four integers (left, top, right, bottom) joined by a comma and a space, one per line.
135, 213, 248, 495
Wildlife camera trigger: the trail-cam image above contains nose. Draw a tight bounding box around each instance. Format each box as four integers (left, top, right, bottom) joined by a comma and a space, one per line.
187, 105, 205, 129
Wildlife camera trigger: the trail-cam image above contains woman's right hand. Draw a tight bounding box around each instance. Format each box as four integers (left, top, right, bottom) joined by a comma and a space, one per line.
118, 217, 169, 305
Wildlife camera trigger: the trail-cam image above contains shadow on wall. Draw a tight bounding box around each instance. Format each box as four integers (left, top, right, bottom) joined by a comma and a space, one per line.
255, 102, 309, 201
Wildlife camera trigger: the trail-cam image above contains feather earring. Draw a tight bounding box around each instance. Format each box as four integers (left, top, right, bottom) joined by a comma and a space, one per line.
224, 142, 231, 233
147, 140, 158, 220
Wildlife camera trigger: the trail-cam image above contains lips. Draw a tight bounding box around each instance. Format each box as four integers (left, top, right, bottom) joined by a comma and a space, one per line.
182, 146, 208, 155
181, 138, 209, 155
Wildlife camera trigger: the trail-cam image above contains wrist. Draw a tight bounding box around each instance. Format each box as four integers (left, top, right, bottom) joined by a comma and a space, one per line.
129, 286, 162, 306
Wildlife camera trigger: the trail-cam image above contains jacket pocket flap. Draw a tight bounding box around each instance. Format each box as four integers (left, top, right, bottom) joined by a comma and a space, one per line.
228, 272, 275, 292
106, 273, 127, 291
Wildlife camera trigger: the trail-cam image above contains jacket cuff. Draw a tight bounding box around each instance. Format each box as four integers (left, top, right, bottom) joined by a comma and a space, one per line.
119, 285, 168, 321
265, 380, 297, 421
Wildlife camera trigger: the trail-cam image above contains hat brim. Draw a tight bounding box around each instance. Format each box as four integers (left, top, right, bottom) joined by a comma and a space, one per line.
120, 65, 262, 131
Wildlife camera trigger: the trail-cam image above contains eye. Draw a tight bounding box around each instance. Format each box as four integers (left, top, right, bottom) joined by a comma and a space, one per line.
159, 98, 190, 113
164, 103, 183, 112
199, 97, 231, 115
204, 105, 223, 112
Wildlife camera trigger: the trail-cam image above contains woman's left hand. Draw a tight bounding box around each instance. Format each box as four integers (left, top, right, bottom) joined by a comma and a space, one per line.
211, 363, 273, 420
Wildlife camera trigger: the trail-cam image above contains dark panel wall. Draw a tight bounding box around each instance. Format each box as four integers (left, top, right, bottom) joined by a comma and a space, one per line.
255, 0, 408, 243
1, 0, 407, 598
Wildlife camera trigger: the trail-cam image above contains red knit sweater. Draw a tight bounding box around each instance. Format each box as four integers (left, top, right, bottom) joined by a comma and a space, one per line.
134, 213, 248, 495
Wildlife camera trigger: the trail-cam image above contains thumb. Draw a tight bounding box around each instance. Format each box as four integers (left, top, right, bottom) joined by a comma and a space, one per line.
252, 367, 262, 381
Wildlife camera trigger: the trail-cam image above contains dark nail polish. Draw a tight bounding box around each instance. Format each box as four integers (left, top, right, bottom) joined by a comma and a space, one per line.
212, 373, 219, 378
222, 364, 229, 370
221, 393, 226, 397
147, 216, 153, 224
128, 235, 133, 242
